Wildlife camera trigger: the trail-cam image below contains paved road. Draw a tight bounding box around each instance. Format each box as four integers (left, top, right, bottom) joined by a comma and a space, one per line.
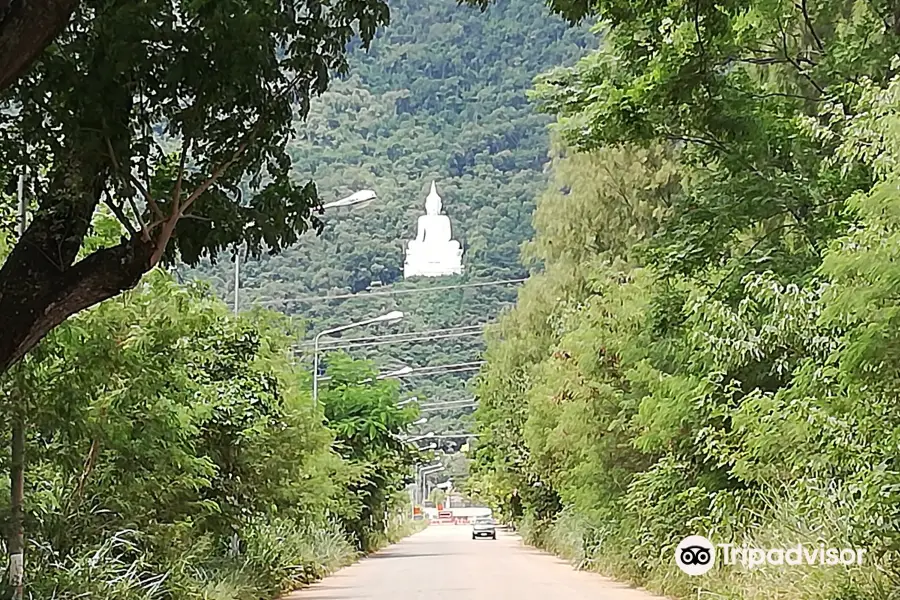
286, 526, 667, 600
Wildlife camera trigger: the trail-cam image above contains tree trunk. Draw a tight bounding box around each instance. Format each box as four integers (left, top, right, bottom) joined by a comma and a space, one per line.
0, 140, 156, 375
0, 0, 80, 91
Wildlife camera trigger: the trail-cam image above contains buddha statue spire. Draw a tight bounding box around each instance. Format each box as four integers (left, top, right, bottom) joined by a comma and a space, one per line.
426, 180, 440, 207
404, 181, 463, 278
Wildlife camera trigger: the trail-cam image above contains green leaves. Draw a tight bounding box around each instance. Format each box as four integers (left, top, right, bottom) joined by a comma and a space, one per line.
318, 353, 421, 550
472, 3, 900, 585
1, 270, 420, 595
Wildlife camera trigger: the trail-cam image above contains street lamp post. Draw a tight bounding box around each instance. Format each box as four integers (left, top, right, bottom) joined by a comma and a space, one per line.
313, 310, 404, 407
356, 365, 412, 385
233, 189, 377, 314
321, 189, 376, 209
419, 464, 445, 506
416, 463, 444, 506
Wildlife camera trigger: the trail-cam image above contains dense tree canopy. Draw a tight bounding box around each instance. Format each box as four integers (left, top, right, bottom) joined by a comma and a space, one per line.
0, 0, 79, 91
471, 2, 900, 599
0, 266, 422, 597
0, 0, 389, 375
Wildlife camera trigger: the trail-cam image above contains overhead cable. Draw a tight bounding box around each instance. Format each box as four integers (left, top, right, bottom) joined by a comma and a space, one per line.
253, 277, 527, 306
316, 324, 483, 346
315, 330, 483, 352
419, 403, 478, 412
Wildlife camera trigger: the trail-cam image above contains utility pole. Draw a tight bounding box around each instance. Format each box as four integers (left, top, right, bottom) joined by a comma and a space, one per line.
233, 247, 240, 314
9, 171, 27, 600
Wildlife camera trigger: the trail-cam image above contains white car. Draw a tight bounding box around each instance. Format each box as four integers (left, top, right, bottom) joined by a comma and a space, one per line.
472, 517, 496, 540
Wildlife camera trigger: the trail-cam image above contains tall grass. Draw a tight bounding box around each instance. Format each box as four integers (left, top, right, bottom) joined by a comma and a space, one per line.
17, 514, 424, 600
532, 484, 900, 600
187, 518, 358, 600
16, 530, 169, 600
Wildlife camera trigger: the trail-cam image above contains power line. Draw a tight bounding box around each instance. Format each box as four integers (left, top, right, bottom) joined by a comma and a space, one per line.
302, 324, 484, 349
314, 330, 484, 352
253, 277, 527, 306
420, 402, 478, 412
318, 362, 484, 383
396, 366, 482, 379
401, 361, 484, 373
419, 400, 477, 407
321, 324, 484, 344
417, 398, 476, 408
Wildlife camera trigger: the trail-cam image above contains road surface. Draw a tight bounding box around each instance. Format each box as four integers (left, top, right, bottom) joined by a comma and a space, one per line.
286, 525, 667, 600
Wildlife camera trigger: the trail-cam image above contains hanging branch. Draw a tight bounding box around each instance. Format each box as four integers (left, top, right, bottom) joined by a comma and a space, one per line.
104, 138, 152, 241
798, 0, 826, 55
172, 136, 192, 208
101, 191, 138, 236
776, 12, 826, 95
148, 123, 260, 267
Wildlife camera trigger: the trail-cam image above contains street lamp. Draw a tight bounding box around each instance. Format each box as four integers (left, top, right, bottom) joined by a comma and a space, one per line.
418, 464, 445, 506
234, 189, 377, 313
360, 365, 413, 384
313, 310, 404, 407
412, 417, 428, 426
398, 396, 419, 406
376, 365, 413, 379
416, 462, 442, 482
403, 432, 435, 443
322, 189, 377, 209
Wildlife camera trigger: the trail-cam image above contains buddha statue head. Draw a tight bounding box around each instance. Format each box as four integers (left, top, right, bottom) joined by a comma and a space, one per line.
425, 181, 442, 216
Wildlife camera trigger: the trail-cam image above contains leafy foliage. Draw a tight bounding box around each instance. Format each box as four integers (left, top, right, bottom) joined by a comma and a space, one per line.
322, 354, 421, 550
0, 272, 418, 598
0, 0, 395, 377
472, 5, 900, 598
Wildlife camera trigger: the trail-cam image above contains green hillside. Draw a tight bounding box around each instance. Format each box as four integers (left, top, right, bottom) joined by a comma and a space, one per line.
184, 0, 591, 440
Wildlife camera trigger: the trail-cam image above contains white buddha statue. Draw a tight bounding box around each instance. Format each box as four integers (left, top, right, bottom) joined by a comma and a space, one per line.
404, 181, 463, 278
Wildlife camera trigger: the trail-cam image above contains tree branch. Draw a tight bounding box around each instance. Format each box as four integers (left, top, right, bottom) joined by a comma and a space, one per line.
662, 130, 735, 159
172, 137, 191, 209
179, 213, 213, 222
128, 174, 162, 221
105, 137, 164, 225
66, 438, 100, 514
101, 192, 137, 236
731, 56, 795, 66
178, 135, 255, 218
0, 235, 155, 373
798, 0, 826, 55
125, 193, 151, 241
0, 0, 79, 91
694, 0, 705, 58
776, 12, 826, 95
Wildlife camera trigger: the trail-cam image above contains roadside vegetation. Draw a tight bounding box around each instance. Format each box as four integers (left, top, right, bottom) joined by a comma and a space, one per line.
470, 1, 900, 599
0, 217, 423, 598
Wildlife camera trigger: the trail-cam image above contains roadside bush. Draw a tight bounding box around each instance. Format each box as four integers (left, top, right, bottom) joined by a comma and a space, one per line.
0, 275, 420, 599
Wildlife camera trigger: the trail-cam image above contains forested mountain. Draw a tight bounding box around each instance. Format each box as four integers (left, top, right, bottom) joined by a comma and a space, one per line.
184, 0, 592, 438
